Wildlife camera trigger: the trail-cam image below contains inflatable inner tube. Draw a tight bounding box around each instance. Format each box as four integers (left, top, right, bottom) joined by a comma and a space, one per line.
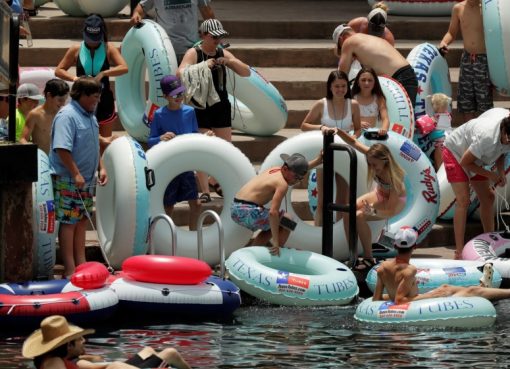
367, 0, 461, 16
483, 0, 510, 96
225, 246, 358, 306
116, 20, 178, 142
355, 296, 496, 328
379, 76, 414, 139
53, 0, 87, 16
462, 231, 510, 282
32, 149, 56, 280
147, 134, 255, 265
259, 131, 385, 260
76, 0, 129, 18
366, 258, 503, 293
96, 136, 151, 269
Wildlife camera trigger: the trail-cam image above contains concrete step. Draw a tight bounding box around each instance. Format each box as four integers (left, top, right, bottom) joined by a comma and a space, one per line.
19, 38, 466, 68
30, 1, 452, 41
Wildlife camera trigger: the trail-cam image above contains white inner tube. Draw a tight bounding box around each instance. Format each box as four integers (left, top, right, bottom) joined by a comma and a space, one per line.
379, 76, 415, 139
483, 0, 510, 96
228, 67, 288, 136
32, 149, 56, 279
76, 0, 129, 18
96, 136, 151, 269
259, 131, 385, 260
115, 20, 178, 142
147, 134, 255, 265
53, 0, 87, 16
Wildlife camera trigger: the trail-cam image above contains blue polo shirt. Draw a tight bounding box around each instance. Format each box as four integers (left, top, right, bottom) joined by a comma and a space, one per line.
49, 99, 100, 186
148, 104, 198, 147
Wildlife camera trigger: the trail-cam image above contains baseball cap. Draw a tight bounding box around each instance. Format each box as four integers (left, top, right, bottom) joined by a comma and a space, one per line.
83, 14, 105, 43
17, 83, 44, 100
367, 8, 387, 37
199, 19, 229, 38
160, 75, 186, 97
394, 226, 418, 248
332, 24, 352, 44
280, 153, 308, 177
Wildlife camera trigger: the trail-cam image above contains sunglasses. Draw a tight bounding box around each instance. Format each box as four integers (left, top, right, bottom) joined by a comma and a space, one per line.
170, 92, 185, 99
212, 35, 223, 40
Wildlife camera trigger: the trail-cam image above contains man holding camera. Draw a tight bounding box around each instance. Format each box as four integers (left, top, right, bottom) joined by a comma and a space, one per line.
231, 152, 322, 256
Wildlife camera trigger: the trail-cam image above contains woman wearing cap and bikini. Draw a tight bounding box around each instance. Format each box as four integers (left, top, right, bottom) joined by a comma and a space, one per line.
301, 70, 361, 226
23, 315, 191, 369
55, 14, 128, 142
178, 18, 250, 202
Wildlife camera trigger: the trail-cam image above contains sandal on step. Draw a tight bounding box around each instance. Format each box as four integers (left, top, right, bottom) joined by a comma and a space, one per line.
209, 182, 223, 197
354, 258, 377, 271
199, 193, 212, 203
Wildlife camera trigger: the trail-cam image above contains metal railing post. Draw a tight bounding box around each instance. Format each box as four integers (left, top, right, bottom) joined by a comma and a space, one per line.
321, 135, 358, 266
148, 214, 177, 255
197, 210, 225, 279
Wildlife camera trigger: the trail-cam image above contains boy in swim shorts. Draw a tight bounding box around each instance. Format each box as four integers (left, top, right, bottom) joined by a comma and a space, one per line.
231, 151, 323, 256
373, 226, 509, 304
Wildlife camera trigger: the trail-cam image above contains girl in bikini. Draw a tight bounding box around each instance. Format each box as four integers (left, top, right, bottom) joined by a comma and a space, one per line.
337, 129, 406, 271
300, 70, 361, 225
351, 67, 390, 136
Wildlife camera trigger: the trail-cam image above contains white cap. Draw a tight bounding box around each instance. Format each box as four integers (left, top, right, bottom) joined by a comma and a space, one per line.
17, 83, 44, 100
367, 7, 387, 23
332, 24, 352, 44
394, 226, 418, 248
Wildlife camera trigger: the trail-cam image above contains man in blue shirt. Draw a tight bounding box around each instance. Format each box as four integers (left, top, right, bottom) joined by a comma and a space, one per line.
49, 76, 107, 277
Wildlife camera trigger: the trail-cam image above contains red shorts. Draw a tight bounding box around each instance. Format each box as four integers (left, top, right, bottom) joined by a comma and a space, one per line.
442, 146, 487, 183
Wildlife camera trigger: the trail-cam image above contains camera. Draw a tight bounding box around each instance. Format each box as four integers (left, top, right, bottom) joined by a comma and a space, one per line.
280, 216, 297, 231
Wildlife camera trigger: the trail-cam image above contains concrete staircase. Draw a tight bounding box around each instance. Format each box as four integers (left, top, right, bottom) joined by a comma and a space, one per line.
24, 0, 510, 249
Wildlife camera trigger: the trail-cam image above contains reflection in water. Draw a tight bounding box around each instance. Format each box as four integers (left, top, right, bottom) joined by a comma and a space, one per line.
1, 301, 510, 368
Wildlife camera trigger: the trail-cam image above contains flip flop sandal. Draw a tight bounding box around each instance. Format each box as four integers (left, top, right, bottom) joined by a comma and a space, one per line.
199, 193, 212, 203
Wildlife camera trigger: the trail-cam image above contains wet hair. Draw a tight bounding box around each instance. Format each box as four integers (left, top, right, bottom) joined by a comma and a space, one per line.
430, 93, 451, 113
326, 70, 351, 100
366, 143, 405, 196
501, 115, 510, 136
44, 78, 70, 98
351, 67, 386, 101
70, 76, 101, 101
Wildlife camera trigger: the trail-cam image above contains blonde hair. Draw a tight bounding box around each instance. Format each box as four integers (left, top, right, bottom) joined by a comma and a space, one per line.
366, 143, 406, 196
373, 1, 389, 12
430, 93, 451, 113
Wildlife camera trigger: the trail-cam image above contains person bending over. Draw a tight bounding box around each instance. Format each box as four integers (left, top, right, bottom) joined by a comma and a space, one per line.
231, 152, 322, 256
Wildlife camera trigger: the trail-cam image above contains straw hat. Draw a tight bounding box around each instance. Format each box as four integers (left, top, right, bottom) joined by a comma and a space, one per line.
22, 315, 94, 359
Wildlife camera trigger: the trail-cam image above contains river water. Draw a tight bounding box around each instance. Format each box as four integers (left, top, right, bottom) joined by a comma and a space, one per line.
1, 299, 510, 368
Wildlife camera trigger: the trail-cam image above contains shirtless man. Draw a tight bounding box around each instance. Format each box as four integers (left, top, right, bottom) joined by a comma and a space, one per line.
231, 152, 322, 256
348, 1, 395, 46
373, 226, 510, 304
19, 79, 69, 154
334, 25, 418, 108
439, 0, 492, 122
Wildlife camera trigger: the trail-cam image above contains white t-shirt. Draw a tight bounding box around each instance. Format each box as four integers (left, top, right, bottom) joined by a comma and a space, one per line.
444, 108, 510, 176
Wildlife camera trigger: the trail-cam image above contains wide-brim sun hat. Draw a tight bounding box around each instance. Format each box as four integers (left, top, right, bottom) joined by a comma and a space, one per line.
22, 315, 94, 359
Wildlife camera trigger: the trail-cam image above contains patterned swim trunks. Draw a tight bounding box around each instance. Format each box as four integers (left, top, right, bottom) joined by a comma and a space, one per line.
53, 176, 95, 224
457, 51, 493, 113
231, 198, 284, 232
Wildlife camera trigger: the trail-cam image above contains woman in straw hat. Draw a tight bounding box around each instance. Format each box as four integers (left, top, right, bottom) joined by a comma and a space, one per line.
23, 315, 191, 369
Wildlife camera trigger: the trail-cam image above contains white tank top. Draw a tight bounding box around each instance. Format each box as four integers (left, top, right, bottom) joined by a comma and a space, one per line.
355, 94, 379, 119
320, 98, 353, 131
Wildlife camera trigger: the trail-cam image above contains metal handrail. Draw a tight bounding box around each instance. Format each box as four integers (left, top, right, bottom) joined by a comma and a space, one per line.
148, 214, 177, 255
322, 133, 358, 266
197, 210, 225, 279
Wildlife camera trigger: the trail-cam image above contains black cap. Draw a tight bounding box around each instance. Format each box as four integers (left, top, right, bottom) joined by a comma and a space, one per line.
83, 14, 105, 43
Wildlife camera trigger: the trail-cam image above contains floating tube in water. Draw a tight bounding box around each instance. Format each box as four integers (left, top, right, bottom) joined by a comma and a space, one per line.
147, 134, 254, 265
367, 0, 461, 16
463, 231, 510, 281
483, 0, 510, 96
225, 246, 358, 306
96, 136, 151, 269
365, 258, 502, 293
355, 296, 496, 328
